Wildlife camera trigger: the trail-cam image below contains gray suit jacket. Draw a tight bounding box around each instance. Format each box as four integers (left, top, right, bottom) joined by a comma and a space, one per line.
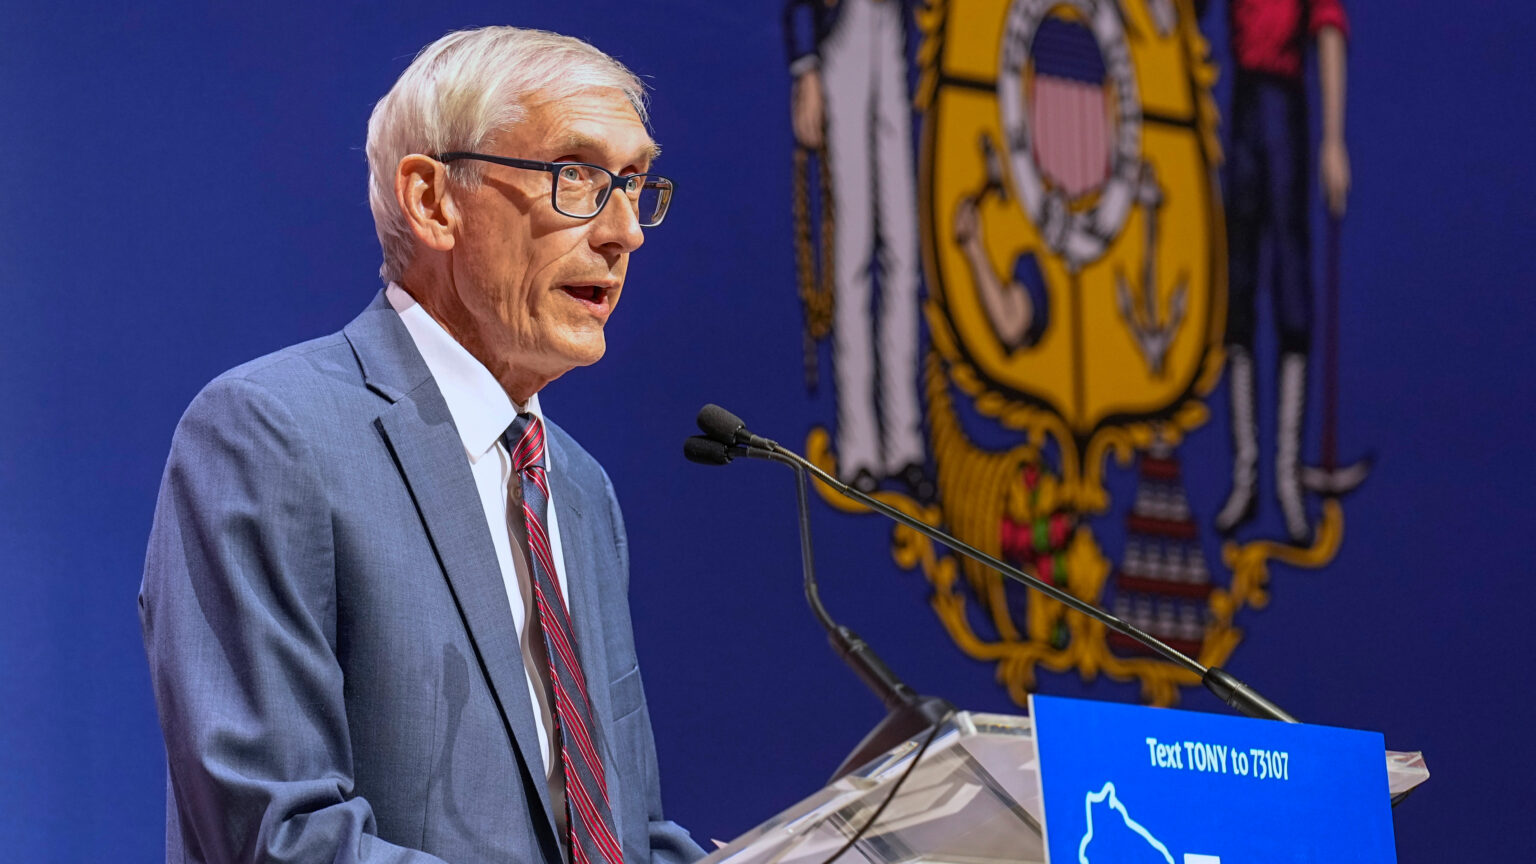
140, 292, 702, 864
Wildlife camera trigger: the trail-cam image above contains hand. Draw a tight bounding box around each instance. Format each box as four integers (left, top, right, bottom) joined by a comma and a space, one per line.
1320, 137, 1350, 218
791, 69, 825, 150
954, 196, 979, 245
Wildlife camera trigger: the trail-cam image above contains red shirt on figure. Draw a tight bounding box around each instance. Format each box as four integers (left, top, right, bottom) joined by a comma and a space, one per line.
1229, 0, 1349, 79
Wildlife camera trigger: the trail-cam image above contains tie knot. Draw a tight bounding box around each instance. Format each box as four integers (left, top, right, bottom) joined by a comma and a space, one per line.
503, 413, 546, 473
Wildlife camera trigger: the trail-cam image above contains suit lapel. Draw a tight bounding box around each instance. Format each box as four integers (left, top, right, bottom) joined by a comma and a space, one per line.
344, 293, 562, 852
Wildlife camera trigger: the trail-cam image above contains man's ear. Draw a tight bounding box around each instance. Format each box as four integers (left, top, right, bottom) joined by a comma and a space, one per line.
395, 154, 458, 252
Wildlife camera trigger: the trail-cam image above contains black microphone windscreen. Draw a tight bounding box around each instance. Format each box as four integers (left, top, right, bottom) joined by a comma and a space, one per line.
696, 403, 746, 444
683, 435, 734, 466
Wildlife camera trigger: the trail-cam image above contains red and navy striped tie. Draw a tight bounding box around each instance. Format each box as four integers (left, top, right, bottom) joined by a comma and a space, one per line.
505, 413, 624, 864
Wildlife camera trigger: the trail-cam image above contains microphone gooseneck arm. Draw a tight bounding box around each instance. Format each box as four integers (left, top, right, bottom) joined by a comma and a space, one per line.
689, 411, 955, 779
785, 456, 955, 779
790, 458, 837, 636
694, 405, 1298, 724
771, 441, 1299, 724
686, 430, 904, 699
791, 459, 925, 714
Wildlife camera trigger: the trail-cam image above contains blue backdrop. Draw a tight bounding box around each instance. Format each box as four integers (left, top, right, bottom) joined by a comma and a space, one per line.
3, 2, 1532, 862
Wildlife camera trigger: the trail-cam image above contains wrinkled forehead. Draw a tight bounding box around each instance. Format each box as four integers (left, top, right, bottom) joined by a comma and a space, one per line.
515, 88, 660, 167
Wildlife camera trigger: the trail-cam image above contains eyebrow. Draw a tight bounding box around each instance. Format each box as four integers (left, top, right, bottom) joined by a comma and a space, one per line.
555, 132, 661, 167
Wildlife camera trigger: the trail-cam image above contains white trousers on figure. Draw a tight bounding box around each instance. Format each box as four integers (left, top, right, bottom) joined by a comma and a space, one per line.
821, 0, 925, 479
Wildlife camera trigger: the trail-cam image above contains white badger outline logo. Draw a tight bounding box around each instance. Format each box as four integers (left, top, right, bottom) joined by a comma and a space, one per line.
1077, 781, 1174, 864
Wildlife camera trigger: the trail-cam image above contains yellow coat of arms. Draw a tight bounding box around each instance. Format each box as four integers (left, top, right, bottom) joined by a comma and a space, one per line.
788, 0, 1352, 706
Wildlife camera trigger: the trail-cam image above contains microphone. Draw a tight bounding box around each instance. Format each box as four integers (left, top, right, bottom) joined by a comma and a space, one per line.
697, 403, 776, 450
683, 435, 734, 466
684, 434, 781, 467
689, 409, 954, 780
693, 404, 1299, 725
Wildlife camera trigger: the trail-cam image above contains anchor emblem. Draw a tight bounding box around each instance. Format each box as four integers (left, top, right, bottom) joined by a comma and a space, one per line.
1116, 163, 1187, 376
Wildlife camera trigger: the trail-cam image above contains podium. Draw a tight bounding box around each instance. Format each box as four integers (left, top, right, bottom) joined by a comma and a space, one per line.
700, 711, 1429, 864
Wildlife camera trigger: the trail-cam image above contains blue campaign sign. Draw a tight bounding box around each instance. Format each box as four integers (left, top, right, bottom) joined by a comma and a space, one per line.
1028, 694, 1396, 863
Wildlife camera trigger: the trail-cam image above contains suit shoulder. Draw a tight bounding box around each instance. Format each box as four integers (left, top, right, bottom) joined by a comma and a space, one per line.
176, 331, 367, 440
203, 330, 363, 400
215, 331, 356, 391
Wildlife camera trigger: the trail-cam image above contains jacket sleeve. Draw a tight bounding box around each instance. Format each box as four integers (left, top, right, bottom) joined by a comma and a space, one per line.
139, 375, 451, 864
784, 0, 824, 74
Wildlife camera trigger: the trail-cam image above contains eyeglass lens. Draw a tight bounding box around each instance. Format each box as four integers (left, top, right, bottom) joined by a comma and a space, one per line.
554, 164, 671, 226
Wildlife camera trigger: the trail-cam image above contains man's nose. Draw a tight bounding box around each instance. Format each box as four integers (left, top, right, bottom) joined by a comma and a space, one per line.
590, 190, 646, 254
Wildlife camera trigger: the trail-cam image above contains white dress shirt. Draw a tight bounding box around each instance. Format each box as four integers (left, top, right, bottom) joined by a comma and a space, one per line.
386, 283, 568, 785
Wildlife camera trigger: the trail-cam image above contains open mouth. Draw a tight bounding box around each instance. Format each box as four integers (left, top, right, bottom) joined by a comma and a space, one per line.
560, 284, 611, 305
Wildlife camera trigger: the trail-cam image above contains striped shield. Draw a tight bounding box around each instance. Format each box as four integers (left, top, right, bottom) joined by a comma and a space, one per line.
1028, 16, 1111, 198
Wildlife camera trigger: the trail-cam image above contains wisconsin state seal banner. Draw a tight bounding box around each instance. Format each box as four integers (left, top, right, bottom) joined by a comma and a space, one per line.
785, 0, 1366, 707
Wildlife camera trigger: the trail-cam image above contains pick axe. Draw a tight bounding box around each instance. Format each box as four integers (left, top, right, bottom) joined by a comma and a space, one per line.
1300, 216, 1373, 495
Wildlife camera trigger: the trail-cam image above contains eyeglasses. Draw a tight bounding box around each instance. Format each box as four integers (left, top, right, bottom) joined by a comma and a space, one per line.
433, 152, 674, 227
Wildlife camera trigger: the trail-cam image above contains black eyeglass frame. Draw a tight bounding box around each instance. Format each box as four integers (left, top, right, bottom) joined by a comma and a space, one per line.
433, 152, 673, 227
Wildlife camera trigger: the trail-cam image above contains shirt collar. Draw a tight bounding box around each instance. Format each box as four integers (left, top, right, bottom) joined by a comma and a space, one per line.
386, 282, 543, 461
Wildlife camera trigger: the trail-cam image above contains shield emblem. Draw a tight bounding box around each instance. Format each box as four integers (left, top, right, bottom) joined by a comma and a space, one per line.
926, 0, 1223, 439
904, 0, 1231, 704
1028, 17, 1112, 198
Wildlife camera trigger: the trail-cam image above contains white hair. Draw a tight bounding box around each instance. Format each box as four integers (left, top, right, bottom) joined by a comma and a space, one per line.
365, 27, 648, 283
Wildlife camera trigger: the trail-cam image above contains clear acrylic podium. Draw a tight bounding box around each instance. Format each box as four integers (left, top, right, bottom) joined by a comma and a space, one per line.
700, 711, 1429, 864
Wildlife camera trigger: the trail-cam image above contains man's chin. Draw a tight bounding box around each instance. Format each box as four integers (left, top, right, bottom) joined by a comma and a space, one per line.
550, 337, 608, 373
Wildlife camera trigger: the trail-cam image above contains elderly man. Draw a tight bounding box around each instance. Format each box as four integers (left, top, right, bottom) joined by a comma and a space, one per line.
139, 27, 702, 864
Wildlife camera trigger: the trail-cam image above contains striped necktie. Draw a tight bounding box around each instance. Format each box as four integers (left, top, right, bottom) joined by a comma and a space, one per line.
504, 413, 624, 864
